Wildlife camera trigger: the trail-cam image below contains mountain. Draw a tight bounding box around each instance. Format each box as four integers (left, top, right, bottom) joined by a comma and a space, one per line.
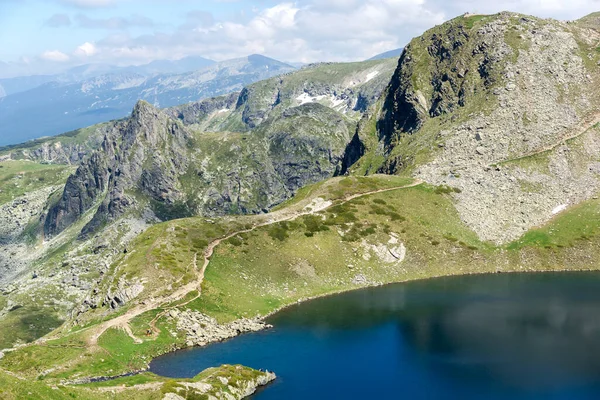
0, 75, 56, 97
0, 55, 293, 147
354, 11, 600, 244
120, 55, 215, 76
368, 47, 404, 60
40, 57, 397, 238
0, 56, 216, 98
2, 11, 600, 399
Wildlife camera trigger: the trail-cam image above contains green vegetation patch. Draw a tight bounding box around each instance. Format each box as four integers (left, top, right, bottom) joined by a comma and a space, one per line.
189, 183, 488, 323
0, 306, 63, 350
508, 199, 600, 250
0, 160, 73, 205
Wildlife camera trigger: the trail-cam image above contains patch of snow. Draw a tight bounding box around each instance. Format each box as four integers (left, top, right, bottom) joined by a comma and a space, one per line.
365, 71, 379, 82
218, 108, 230, 113
296, 93, 327, 105
331, 97, 346, 108
552, 204, 568, 215
296, 93, 352, 112
296, 93, 314, 105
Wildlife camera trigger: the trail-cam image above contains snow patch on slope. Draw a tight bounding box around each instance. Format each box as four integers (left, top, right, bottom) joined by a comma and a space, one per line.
552, 204, 568, 215
365, 71, 379, 82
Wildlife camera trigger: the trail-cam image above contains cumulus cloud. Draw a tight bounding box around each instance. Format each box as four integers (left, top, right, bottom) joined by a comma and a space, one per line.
79, 0, 445, 65
40, 50, 70, 62
24, 0, 600, 76
75, 42, 98, 56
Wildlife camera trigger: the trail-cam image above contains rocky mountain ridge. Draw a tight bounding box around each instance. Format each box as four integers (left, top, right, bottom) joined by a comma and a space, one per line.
42, 58, 397, 238
354, 11, 600, 243
0, 55, 295, 147
2, 11, 600, 399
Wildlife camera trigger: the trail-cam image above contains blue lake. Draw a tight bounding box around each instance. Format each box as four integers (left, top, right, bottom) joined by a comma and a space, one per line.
150, 272, 600, 399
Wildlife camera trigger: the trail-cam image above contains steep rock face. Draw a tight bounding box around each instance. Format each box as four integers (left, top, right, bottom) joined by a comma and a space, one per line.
266, 104, 351, 189
44, 150, 111, 237
190, 103, 352, 216
376, 14, 509, 152
165, 93, 239, 126
44, 102, 353, 237
362, 12, 600, 243
44, 101, 192, 237
43, 59, 397, 238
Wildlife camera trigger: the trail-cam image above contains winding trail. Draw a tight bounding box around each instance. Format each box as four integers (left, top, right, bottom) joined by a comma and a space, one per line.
85, 178, 424, 346
492, 110, 600, 166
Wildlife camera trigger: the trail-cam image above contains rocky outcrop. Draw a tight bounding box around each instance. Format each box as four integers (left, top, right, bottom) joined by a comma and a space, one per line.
43, 149, 111, 237
44, 100, 192, 238
0, 186, 59, 283
363, 12, 600, 243
11, 142, 89, 164
161, 365, 276, 400
0, 125, 107, 165
37, 58, 397, 238
266, 103, 351, 189
166, 92, 239, 126
103, 279, 144, 309
170, 309, 271, 348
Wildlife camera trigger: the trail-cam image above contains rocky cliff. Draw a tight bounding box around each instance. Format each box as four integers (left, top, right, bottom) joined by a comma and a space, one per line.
44, 100, 193, 237
42, 59, 394, 238
355, 12, 600, 243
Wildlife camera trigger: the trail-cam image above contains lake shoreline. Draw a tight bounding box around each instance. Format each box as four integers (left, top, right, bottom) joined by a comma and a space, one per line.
148, 268, 600, 399
68, 266, 600, 387
150, 265, 600, 370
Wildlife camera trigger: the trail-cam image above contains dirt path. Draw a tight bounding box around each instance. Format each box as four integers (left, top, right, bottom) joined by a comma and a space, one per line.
493, 110, 600, 166
85, 178, 424, 346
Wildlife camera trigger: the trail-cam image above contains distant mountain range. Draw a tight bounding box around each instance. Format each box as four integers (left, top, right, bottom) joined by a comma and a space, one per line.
368, 48, 404, 60
0, 54, 294, 146
0, 56, 216, 97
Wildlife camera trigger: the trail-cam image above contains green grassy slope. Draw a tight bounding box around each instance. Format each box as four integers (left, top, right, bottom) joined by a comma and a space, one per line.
0, 160, 73, 205
0, 123, 107, 159
2, 174, 600, 394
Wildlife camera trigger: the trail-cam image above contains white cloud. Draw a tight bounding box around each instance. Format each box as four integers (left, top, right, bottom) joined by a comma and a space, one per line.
75, 42, 98, 57
13, 0, 600, 77
40, 50, 70, 62
81, 0, 443, 65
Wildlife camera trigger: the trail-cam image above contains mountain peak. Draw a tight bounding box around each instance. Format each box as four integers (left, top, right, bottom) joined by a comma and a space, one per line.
246, 54, 296, 69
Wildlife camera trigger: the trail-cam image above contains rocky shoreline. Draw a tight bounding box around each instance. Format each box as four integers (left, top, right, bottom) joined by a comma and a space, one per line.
170, 309, 272, 348
163, 366, 276, 400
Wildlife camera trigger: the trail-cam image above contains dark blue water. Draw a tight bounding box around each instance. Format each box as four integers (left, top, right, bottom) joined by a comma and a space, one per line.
150, 272, 600, 399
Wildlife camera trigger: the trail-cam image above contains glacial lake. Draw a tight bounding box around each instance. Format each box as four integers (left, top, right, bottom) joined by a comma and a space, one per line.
150, 272, 600, 399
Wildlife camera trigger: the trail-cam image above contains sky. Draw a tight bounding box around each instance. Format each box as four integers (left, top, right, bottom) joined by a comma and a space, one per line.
0, 0, 599, 78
